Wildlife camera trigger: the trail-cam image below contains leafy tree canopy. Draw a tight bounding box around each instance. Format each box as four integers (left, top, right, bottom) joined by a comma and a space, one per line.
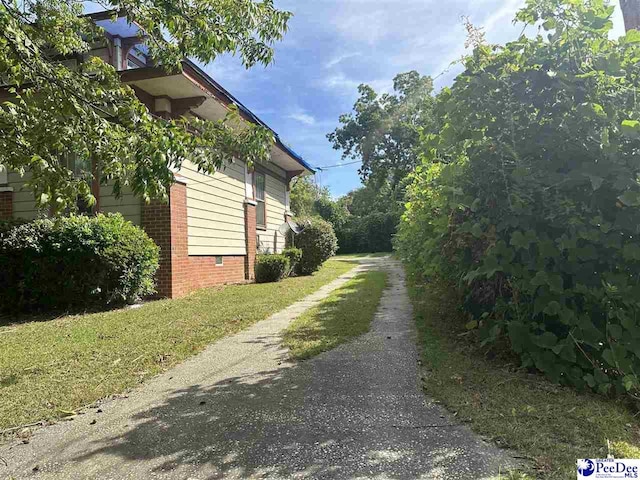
0, 0, 291, 211
289, 176, 330, 218
398, 0, 640, 396
327, 70, 436, 189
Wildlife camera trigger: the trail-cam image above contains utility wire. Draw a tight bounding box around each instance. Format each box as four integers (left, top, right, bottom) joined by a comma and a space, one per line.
314, 159, 362, 171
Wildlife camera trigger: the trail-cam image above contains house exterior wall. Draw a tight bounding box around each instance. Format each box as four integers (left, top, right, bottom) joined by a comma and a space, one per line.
8, 171, 42, 220
257, 164, 288, 254
99, 182, 142, 225
178, 160, 247, 256
6, 171, 142, 223
142, 180, 251, 298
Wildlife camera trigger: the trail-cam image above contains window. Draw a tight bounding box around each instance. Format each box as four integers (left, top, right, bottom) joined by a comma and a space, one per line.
215, 256, 223, 266
65, 153, 94, 214
255, 171, 266, 229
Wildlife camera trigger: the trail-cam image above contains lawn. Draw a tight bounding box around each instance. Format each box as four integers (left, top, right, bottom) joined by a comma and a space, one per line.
0, 258, 355, 432
282, 270, 387, 360
411, 280, 640, 479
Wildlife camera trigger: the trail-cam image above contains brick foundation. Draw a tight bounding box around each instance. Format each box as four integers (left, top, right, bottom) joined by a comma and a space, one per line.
142, 180, 255, 298
0, 189, 13, 220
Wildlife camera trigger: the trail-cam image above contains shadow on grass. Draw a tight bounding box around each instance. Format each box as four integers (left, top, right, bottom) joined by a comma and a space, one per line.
0, 302, 139, 329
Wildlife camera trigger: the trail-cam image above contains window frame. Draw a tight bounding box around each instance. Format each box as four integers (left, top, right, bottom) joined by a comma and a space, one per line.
254, 169, 267, 231
65, 153, 97, 215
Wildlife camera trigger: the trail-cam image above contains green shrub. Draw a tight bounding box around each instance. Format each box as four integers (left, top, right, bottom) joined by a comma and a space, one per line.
282, 247, 302, 276
335, 216, 367, 254
0, 213, 159, 312
333, 213, 396, 254
255, 254, 290, 283
0, 218, 27, 235
295, 218, 338, 275
397, 2, 640, 396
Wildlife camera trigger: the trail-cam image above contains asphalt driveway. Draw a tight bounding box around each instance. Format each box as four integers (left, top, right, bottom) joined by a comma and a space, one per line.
0, 258, 517, 479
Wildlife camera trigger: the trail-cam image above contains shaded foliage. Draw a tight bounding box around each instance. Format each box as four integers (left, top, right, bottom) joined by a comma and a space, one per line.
255, 254, 290, 283
0, 213, 158, 311
397, 0, 640, 397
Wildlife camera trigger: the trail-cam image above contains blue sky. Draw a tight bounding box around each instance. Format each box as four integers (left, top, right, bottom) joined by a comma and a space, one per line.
205, 1, 626, 197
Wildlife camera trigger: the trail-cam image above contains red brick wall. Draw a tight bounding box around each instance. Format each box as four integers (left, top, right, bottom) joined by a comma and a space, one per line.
244, 201, 257, 281
182, 255, 246, 294
142, 192, 174, 298
0, 190, 13, 220
142, 180, 254, 298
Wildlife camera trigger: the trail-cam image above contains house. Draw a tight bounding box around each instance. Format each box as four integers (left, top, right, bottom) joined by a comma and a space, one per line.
0, 13, 314, 298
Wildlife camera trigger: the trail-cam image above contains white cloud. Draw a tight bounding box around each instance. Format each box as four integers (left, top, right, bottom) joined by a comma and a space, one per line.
331, 8, 390, 45
432, 0, 524, 78
321, 73, 360, 92
324, 52, 361, 69
319, 73, 392, 96
288, 111, 316, 125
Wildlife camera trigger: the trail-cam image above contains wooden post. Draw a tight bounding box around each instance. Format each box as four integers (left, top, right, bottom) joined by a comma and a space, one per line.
621, 0, 640, 31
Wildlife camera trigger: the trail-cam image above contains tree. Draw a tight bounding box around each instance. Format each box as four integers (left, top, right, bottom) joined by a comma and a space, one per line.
327, 71, 435, 189
0, 0, 291, 211
289, 176, 329, 217
397, 0, 640, 396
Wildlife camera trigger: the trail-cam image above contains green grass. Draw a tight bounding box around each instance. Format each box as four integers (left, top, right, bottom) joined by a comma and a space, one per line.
411, 280, 640, 480
282, 270, 387, 360
0, 259, 355, 431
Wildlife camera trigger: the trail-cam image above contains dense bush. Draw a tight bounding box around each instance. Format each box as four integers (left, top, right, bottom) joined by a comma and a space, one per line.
0, 218, 27, 235
295, 217, 338, 275
255, 254, 290, 283
334, 213, 396, 254
282, 247, 302, 276
0, 213, 159, 311
397, 1, 640, 397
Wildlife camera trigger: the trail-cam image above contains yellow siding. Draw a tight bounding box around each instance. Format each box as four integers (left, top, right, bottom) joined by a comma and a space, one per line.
99, 182, 142, 225
8, 171, 142, 224
179, 160, 248, 256
257, 167, 287, 254
8, 171, 43, 220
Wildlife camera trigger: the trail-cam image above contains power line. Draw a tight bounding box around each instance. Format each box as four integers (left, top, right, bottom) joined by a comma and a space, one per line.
315, 159, 361, 171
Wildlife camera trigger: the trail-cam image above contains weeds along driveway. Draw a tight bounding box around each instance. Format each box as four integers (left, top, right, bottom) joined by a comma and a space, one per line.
1, 258, 518, 479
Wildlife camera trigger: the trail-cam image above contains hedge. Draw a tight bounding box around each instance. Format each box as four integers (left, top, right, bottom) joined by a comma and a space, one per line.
295, 217, 338, 275
397, 2, 640, 396
282, 247, 302, 276
0, 213, 159, 312
255, 254, 290, 283
335, 213, 396, 254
